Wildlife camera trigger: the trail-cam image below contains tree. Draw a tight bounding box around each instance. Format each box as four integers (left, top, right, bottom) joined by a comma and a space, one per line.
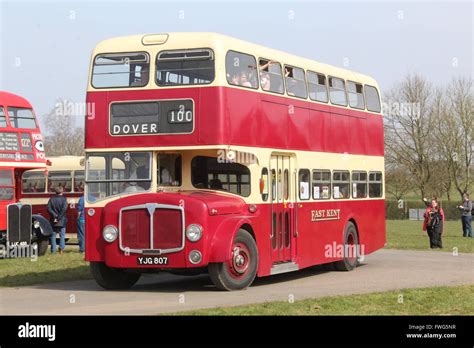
42, 99, 84, 156
385, 167, 413, 201
446, 78, 473, 199
384, 74, 434, 198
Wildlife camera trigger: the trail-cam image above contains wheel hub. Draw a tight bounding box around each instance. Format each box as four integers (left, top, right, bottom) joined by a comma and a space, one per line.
232, 246, 249, 275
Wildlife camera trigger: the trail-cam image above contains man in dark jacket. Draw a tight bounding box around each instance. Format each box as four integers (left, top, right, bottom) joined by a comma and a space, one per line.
459, 192, 472, 238
47, 186, 68, 254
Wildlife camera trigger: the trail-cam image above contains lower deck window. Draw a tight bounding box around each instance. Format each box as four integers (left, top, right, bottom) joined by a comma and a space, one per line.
158, 154, 182, 186
332, 170, 350, 199
22, 171, 46, 193
298, 169, 310, 200
0, 169, 14, 201
352, 171, 367, 198
369, 172, 383, 197
191, 156, 250, 197
312, 170, 331, 199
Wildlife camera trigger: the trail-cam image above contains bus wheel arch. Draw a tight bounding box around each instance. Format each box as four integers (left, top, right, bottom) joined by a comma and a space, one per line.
334, 219, 360, 272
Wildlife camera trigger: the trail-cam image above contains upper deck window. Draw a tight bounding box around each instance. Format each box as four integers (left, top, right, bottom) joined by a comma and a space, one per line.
92, 52, 150, 88
285, 66, 307, 99
347, 81, 365, 110
328, 77, 347, 106
307, 72, 328, 103
7, 107, 37, 129
258, 59, 284, 94
156, 49, 215, 86
365, 85, 381, 113
226, 51, 258, 89
0, 107, 7, 127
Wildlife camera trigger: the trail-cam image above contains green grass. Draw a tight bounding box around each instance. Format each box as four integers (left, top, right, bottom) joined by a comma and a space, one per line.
177, 285, 474, 315
0, 247, 91, 287
386, 220, 473, 253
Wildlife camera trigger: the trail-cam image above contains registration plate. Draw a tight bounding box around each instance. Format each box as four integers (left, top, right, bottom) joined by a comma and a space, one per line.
137, 256, 168, 265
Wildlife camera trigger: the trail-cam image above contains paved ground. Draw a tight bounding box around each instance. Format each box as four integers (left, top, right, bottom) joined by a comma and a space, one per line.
0, 249, 473, 315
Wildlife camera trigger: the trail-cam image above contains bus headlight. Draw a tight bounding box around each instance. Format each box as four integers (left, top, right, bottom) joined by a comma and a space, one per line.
186, 224, 203, 242
103, 225, 118, 243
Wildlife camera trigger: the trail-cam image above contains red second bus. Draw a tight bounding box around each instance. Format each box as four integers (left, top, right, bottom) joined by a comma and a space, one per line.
84, 33, 385, 290
0, 91, 51, 256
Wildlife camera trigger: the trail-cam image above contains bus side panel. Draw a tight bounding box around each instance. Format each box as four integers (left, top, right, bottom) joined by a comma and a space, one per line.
294, 200, 386, 270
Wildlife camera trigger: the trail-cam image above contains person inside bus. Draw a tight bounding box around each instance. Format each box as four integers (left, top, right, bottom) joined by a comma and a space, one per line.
229, 73, 240, 85
158, 166, 172, 186
239, 71, 252, 88
136, 165, 150, 190
259, 60, 276, 91
209, 178, 223, 190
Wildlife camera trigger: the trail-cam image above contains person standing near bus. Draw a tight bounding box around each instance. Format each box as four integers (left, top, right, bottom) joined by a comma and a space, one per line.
422, 197, 444, 249
47, 186, 68, 254
458, 192, 472, 237
76, 195, 85, 253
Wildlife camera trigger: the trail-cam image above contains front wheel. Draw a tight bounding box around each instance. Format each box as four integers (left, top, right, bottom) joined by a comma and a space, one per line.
90, 261, 141, 290
208, 229, 258, 291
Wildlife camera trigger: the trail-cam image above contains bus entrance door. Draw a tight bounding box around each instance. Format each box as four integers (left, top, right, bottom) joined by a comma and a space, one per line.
270, 155, 294, 264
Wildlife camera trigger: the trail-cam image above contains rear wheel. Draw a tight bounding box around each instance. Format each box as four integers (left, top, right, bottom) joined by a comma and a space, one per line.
334, 222, 360, 272
208, 229, 258, 291
90, 261, 141, 290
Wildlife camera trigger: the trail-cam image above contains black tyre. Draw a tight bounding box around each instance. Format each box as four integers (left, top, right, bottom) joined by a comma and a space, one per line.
90, 261, 141, 290
334, 222, 360, 272
208, 229, 258, 291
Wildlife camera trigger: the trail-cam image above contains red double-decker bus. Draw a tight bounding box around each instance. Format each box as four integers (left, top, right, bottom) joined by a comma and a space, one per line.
0, 91, 51, 256
85, 33, 385, 290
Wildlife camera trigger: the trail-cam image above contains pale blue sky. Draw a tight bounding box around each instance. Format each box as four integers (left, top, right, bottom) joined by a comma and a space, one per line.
0, 0, 472, 128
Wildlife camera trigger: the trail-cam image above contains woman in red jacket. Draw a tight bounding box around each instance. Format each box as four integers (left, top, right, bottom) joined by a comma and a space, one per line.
423, 197, 444, 248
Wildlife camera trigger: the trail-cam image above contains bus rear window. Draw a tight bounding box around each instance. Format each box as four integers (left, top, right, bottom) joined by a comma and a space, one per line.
191, 156, 250, 197
92, 52, 150, 88
7, 107, 37, 129
156, 49, 215, 86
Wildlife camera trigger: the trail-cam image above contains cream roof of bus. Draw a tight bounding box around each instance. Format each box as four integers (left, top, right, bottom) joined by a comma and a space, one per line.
90, 32, 380, 89
26, 156, 84, 173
